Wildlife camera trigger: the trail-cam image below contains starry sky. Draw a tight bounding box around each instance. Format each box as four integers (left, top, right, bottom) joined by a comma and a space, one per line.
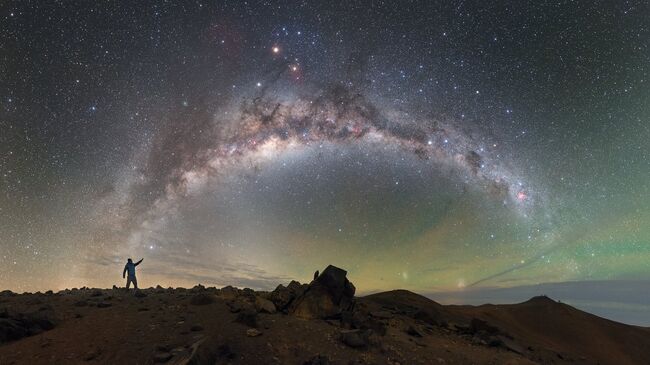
1, 1, 649, 319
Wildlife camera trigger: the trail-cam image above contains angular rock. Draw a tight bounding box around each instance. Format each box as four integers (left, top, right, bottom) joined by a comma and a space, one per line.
254, 296, 276, 314
267, 285, 290, 309
227, 297, 254, 313
291, 286, 337, 319
246, 328, 262, 337
289, 265, 355, 319
496, 335, 526, 354
340, 329, 370, 348
235, 308, 258, 328
287, 280, 308, 294
406, 325, 423, 337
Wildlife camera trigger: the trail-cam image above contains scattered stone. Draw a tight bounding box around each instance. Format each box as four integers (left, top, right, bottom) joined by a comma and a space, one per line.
304, 354, 330, 365
255, 296, 277, 314
190, 293, 214, 306
220, 286, 240, 300
370, 310, 393, 319
406, 325, 424, 337
268, 284, 292, 310
96, 302, 112, 308
496, 335, 526, 355
90, 290, 103, 297
268, 280, 307, 311
340, 307, 386, 336
134, 290, 147, 298
411, 309, 443, 326
83, 347, 102, 361
227, 298, 254, 313
152, 351, 173, 363
235, 308, 258, 328
74, 300, 88, 307
340, 329, 371, 348
176, 337, 235, 364
0, 311, 56, 344
470, 318, 499, 335
241, 288, 256, 298
191, 284, 206, 292
155, 344, 171, 352
246, 328, 262, 337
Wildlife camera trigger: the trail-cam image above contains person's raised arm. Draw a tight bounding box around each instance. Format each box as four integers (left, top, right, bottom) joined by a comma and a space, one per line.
135, 258, 143, 266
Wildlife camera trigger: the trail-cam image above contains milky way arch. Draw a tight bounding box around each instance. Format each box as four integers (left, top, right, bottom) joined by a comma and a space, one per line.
116, 82, 537, 247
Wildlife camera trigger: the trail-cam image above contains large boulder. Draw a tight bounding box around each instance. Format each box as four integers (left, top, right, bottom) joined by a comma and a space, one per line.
289, 265, 356, 319
254, 296, 276, 314
268, 280, 307, 311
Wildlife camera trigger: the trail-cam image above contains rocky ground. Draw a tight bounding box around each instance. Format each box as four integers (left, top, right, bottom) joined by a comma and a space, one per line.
1, 265, 649, 365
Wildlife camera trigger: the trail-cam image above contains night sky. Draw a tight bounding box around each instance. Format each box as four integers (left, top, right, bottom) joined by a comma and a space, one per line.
1, 1, 649, 319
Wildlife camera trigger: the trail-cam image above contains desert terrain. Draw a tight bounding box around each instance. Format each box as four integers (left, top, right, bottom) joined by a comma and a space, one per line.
1, 265, 649, 365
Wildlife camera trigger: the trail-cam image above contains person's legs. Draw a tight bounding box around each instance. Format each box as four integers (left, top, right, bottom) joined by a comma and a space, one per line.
126, 277, 132, 289
132, 276, 138, 289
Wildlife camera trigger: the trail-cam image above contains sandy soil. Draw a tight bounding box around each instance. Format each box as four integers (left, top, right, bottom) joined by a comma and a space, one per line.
0, 286, 647, 365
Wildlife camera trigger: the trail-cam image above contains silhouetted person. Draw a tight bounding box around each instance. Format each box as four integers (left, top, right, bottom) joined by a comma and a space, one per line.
123, 258, 143, 289
313, 270, 319, 281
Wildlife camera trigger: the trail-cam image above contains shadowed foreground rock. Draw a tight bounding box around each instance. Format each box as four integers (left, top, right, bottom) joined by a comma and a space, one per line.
289, 265, 356, 319
0, 308, 56, 344
268, 280, 307, 312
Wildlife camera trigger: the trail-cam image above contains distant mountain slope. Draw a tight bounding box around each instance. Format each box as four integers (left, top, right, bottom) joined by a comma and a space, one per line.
450, 296, 650, 365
